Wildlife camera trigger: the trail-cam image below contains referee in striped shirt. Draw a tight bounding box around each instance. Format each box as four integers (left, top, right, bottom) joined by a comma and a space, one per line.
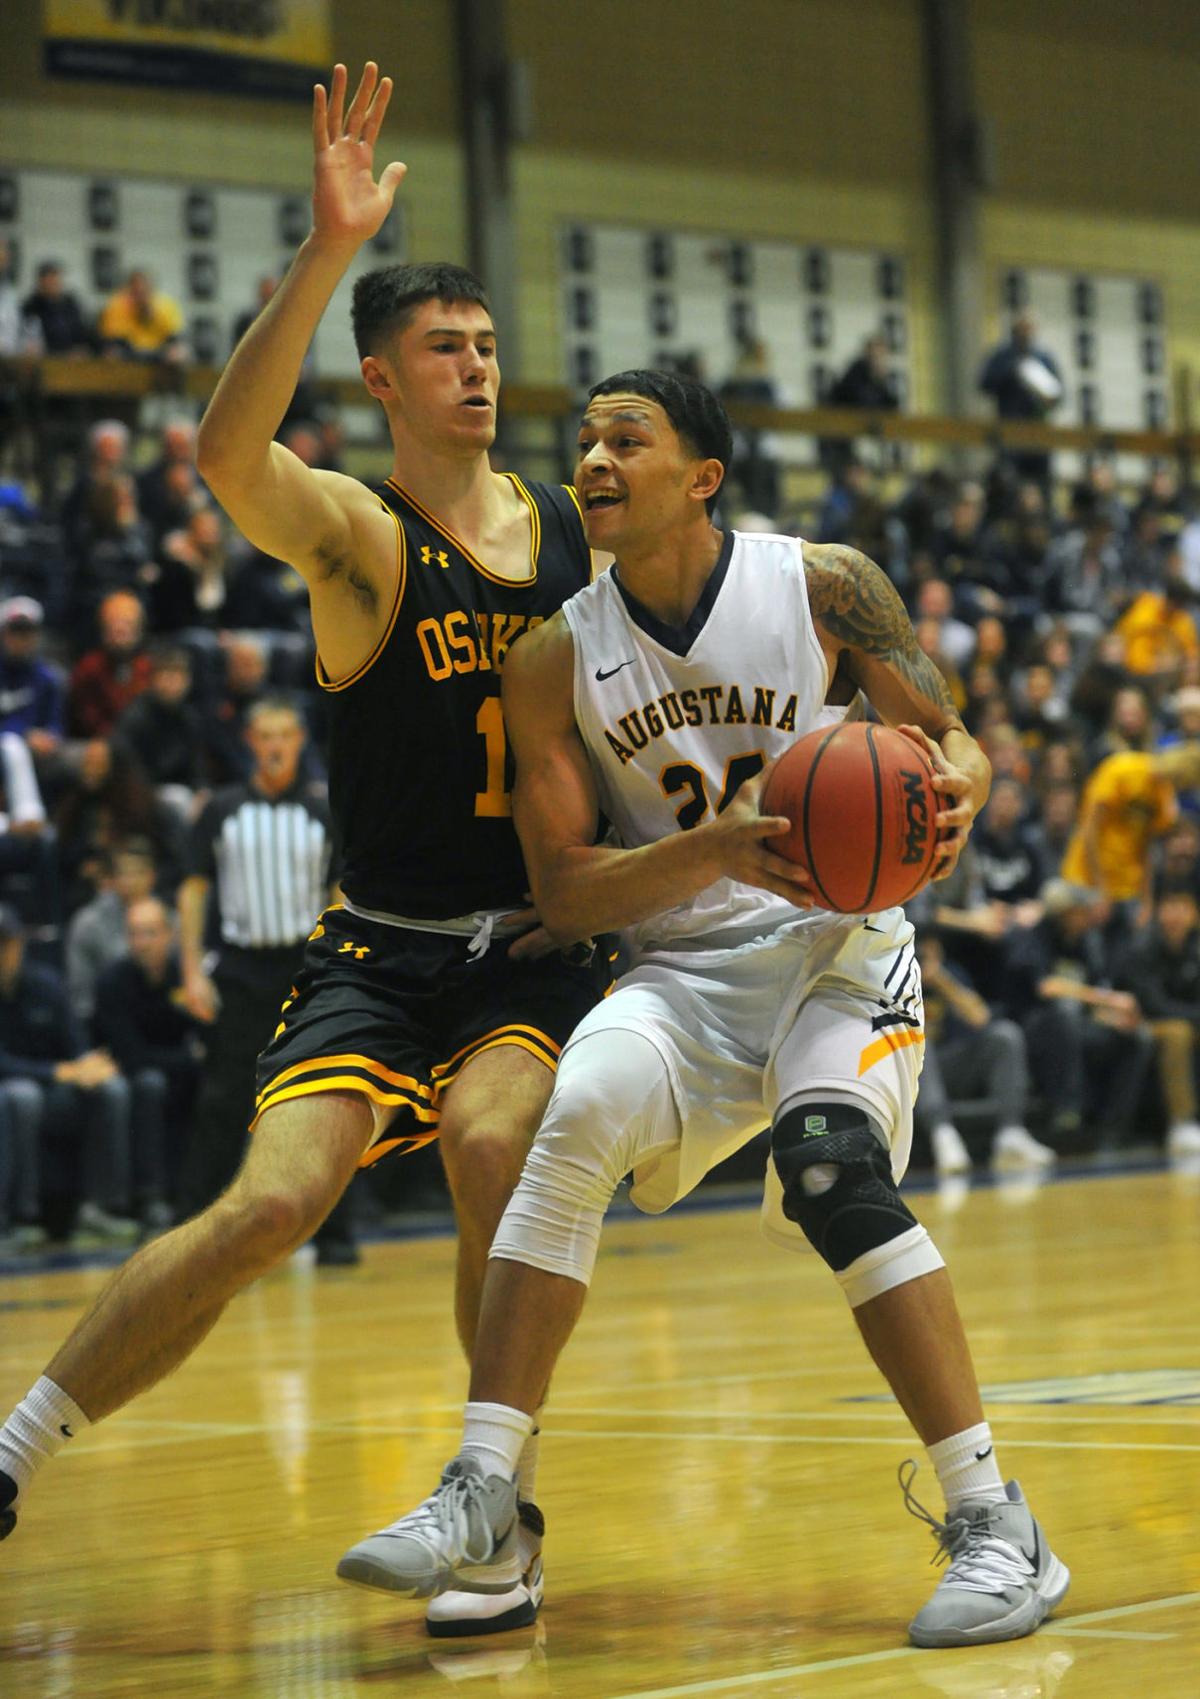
177, 697, 349, 1254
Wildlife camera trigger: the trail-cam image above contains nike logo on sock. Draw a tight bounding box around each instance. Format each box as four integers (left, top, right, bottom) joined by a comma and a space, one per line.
974, 1445, 993, 1461
595, 659, 636, 681
60, 1423, 74, 1438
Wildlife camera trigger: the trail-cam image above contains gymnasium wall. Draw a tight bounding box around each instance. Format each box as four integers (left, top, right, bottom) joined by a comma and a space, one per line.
0, 0, 466, 262
971, 0, 1200, 394
1, 0, 1198, 411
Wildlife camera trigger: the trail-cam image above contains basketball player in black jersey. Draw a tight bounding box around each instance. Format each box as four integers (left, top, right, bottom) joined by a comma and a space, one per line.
0, 62, 605, 1635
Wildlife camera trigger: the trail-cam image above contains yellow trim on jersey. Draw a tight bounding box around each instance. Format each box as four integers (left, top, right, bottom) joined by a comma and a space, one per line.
384, 472, 540, 586
430, 1023, 561, 1094
250, 1075, 441, 1133
316, 501, 407, 693
857, 1027, 925, 1078
255, 1050, 436, 1105
358, 1129, 440, 1169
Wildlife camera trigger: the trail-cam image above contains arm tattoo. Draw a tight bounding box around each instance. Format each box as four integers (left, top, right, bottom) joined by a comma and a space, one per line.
804, 542, 958, 718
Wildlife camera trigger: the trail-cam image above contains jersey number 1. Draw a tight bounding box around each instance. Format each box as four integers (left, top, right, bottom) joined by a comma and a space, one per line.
475, 695, 512, 818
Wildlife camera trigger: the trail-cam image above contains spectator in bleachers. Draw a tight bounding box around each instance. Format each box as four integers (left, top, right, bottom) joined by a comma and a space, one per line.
971, 776, 1048, 919
54, 741, 182, 916
72, 472, 155, 617
93, 895, 201, 1226
153, 508, 232, 632
1079, 462, 1129, 538
912, 577, 974, 672
1135, 465, 1187, 543
1060, 745, 1193, 921
0, 597, 64, 758
717, 337, 781, 518
0, 902, 138, 1243
65, 837, 158, 1025
1043, 497, 1126, 640
980, 479, 1052, 604
98, 269, 185, 364
137, 420, 205, 545
1087, 683, 1153, 769
113, 645, 206, 817
19, 262, 91, 357
1158, 816, 1200, 900
68, 590, 153, 738
930, 482, 1005, 617
1038, 782, 1082, 868
1121, 503, 1170, 588
0, 729, 57, 930
1012, 662, 1070, 752
914, 931, 1047, 1176
828, 333, 900, 413
1116, 883, 1200, 1159
201, 633, 268, 785
60, 420, 132, 556
1112, 563, 1198, 684
979, 312, 1063, 485
1005, 879, 1154, 1151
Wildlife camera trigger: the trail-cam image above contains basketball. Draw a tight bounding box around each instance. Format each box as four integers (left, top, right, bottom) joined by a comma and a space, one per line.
763, 721, 942, 912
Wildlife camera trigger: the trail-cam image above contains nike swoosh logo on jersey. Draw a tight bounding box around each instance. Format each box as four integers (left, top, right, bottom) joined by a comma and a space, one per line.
595, 659, 636, 681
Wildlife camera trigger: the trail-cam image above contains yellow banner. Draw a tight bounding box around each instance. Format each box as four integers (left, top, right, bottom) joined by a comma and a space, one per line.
44, 1, 332, 99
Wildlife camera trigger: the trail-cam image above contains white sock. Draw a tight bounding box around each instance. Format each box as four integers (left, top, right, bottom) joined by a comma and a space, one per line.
933, 1122, 960, 1142
516, 1405, 543, 1503
0, 1377, 91, 1500
460, 1401, 533, 1479
927, 1422, 1007, 1511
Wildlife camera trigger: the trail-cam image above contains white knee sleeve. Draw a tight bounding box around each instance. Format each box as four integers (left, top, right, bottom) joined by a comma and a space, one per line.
489, 1029, 679, 1287
836, 1223, 945, 1308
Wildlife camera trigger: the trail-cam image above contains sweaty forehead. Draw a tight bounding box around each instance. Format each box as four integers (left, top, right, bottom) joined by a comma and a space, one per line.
580, 395, 668, 431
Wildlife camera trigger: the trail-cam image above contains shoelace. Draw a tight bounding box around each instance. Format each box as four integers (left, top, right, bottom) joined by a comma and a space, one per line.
898, 1460, 1034, 1597
380, 1468, 499, 1564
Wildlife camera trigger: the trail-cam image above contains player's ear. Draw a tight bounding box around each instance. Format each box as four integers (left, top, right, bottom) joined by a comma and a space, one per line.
690, 457, 725, 507
361, 354, 395, 401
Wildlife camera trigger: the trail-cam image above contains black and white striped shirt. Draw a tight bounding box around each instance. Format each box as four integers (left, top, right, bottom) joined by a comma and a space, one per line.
189, 781, 332, 949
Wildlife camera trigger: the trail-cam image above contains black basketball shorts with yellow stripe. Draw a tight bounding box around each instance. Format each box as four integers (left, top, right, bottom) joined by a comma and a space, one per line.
252, 904, 612, 1166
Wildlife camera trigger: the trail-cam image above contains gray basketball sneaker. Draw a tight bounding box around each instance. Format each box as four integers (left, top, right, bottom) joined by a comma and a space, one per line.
901, 1461, 1070, 1648
425, 1500, 545, 1637
336, 1456, 520, 1599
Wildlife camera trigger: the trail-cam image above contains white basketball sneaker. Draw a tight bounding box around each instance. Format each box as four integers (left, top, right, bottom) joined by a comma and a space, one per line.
991, 1127, 1056, 1172
337, 1456, 520, 1599
901, 1462, 1070, 1648
425, 1501, 545, 1637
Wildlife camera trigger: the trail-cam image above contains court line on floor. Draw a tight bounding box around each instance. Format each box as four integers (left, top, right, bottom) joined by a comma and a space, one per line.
607, 1592, 1200, 1699
549, 1402, 1200, 1427
81, 1417, 1200, 1458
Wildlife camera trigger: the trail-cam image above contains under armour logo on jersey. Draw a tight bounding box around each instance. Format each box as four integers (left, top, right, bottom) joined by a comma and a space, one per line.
338, 942, 371, 960
420, 545, 451, 569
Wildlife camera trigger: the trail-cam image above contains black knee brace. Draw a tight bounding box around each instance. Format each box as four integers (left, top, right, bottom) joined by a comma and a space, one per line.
770, 1102, 918, 1271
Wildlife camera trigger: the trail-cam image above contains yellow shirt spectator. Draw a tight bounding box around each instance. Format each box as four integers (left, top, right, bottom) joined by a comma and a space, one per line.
1114, 588, 1199, 677
1061, 750, 1178, 902
99, 271, 184, 357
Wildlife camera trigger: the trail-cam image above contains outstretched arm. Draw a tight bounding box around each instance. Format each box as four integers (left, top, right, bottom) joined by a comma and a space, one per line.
196, 63, 405, 588
803, 542, 991, 875
504, 616, 811, 945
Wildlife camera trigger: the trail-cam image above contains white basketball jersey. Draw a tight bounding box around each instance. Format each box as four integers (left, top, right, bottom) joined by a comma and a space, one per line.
563, 530, 845, 954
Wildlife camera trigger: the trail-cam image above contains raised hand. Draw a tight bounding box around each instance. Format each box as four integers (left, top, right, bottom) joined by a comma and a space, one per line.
311, 62, 407, 250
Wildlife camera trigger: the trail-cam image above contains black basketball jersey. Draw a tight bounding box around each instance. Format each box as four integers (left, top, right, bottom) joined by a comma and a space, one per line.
320, 473, 590, 918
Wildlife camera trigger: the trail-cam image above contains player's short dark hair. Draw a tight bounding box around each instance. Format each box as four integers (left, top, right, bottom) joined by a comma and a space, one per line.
351, 263, 492, 359
587, 369, 732, 514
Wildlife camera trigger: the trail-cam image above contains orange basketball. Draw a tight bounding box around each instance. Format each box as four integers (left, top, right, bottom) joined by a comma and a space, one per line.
762, 721, 942, 912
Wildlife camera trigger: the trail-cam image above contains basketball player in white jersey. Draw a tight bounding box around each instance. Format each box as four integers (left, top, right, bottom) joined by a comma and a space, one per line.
338, 372, 1069, 1649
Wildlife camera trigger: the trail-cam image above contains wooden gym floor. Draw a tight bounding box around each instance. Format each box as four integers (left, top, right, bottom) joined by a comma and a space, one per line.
1, 1163, 1199, 1698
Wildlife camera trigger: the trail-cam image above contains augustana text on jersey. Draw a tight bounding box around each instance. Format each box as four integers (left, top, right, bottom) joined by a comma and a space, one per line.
603, 683, 800, 764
